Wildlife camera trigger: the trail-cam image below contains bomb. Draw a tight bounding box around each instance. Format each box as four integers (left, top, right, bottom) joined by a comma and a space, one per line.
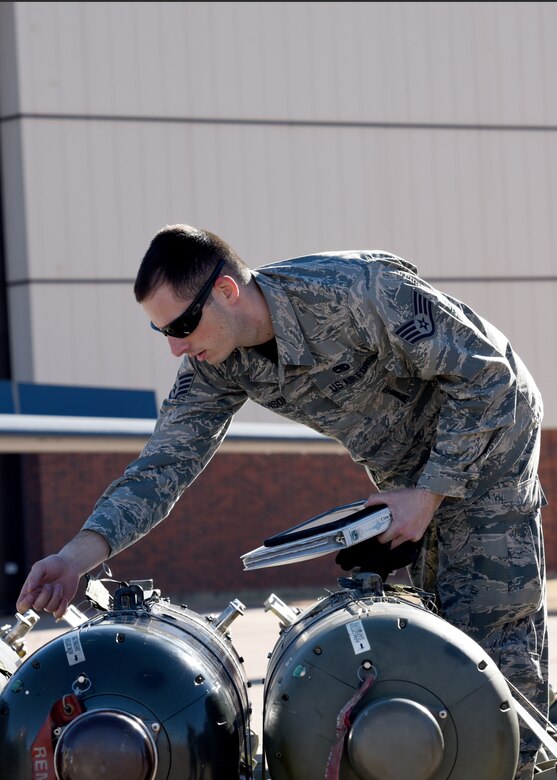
0, 581, 255, 780
262, 573, 520, 780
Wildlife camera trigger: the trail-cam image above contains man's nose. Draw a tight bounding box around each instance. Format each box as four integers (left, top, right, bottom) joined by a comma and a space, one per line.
167, 336, 189, 357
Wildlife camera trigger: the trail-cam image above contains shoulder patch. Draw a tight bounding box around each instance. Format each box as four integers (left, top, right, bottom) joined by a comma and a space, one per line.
395, 290, 436, 344
169, 371, 195, 400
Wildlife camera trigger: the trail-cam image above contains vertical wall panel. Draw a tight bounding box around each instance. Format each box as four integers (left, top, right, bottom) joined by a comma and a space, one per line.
6, 2, 557, 123
0, 2, 18, 115
1, 1, 556, 426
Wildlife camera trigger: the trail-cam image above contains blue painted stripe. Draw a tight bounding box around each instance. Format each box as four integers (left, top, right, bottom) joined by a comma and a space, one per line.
0, 380, 157, 419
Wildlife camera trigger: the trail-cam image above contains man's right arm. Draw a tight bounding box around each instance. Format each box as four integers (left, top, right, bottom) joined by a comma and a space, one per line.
16, 530, 110, 620
17, 364, 247, 617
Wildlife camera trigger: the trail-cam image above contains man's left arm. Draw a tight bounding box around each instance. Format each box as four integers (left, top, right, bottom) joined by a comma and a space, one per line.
350, 267, 521, 500
347, 266, 529, 544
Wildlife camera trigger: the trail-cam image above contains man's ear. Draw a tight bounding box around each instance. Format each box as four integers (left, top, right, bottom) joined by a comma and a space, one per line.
215, 274, 240, 303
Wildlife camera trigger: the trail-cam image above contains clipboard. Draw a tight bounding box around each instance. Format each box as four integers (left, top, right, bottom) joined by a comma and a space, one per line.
241, 500, 392, 571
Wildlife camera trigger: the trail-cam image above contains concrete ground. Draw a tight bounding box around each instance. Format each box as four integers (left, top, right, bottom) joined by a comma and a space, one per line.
4, 579, 557, 776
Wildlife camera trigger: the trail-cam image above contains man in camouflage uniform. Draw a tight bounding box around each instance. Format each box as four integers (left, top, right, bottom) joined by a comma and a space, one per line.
17, 225, 547, 778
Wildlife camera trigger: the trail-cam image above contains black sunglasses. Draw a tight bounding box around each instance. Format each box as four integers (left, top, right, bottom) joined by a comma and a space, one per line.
150, 259, 226, 338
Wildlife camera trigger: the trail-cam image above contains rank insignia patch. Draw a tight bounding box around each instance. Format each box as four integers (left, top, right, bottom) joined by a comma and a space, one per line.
169, 371, 195, 400
395, 291, 436, 344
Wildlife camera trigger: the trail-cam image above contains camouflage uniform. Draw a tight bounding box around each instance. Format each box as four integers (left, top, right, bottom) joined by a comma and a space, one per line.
83, 251, 546, 777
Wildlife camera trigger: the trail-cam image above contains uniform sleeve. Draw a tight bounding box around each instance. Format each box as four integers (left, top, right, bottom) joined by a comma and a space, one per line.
82, 358, 247, 556
348, 266, 520, 499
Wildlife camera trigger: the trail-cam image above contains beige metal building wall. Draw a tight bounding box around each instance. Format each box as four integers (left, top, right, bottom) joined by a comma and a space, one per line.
0, 1, 556, 424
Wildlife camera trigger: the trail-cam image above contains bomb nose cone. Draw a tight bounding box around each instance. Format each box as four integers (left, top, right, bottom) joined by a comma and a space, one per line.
54, 710, 158, 780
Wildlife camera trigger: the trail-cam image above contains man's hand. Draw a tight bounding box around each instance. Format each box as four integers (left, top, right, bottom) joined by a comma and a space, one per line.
366, 487, 444, 549
16, 554, 81, 619
16, 530, 111, 620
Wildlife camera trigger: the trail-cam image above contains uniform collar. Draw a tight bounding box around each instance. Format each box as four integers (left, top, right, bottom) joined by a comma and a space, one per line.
251, 270, 315, 368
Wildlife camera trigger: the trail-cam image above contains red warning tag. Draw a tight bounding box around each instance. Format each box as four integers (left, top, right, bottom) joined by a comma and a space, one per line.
31, 694, 83, 780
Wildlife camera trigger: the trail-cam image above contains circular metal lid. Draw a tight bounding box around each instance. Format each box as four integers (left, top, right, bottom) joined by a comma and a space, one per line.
347, 697, 445, 780
54, 709, 158, 780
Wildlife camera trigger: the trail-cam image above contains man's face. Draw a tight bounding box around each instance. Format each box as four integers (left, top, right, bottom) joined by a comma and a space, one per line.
143, 280, 239, 365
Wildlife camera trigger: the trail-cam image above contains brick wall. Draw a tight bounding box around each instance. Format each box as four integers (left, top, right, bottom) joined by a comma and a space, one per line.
18, 428, 557, 605
19, 449, 373, 605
